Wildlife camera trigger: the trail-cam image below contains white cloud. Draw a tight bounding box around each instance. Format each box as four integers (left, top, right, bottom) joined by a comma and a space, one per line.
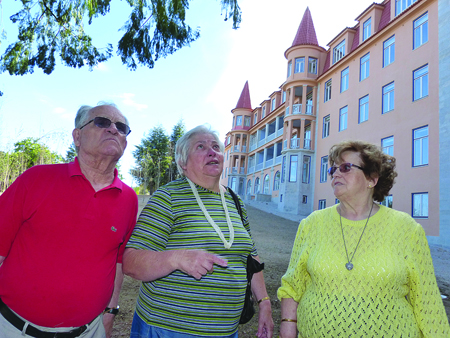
118, 93, 148, 111
53, 107, 66, 114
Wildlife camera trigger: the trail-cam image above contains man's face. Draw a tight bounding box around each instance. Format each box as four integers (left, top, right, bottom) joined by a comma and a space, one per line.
73, 105, 128, 162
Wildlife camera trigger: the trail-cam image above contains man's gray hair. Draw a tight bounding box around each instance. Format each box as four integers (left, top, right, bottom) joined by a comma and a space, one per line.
175, 125, 225, 176
74, 102, 129, 154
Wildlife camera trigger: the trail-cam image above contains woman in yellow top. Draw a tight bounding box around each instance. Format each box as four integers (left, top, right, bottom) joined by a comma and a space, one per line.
278, 140, 449, 337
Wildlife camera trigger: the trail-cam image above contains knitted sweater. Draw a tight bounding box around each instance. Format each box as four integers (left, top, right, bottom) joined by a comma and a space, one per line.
277, 205, 449, 337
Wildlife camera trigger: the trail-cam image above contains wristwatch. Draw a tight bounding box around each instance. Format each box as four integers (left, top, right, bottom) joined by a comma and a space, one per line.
104, 306, 120, 315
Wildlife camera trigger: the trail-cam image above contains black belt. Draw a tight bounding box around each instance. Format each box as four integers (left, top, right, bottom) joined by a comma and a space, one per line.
0, 298, 88, 338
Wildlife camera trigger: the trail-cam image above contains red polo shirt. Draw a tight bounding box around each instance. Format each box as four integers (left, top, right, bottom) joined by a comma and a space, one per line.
0, 158, 138, 327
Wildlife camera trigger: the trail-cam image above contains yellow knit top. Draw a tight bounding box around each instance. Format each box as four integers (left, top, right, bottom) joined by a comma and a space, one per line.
277, 205, 449, 337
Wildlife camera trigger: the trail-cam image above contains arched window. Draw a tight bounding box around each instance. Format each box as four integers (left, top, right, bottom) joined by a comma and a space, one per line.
263, 175, 270, 194
246, 179, 252, 195
273, 171, 281, 191
254, 177, 260, 194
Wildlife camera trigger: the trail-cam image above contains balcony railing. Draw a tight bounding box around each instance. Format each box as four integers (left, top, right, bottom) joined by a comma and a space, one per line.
292, 104, 302, 115
304, 138, 311, 149
276, 127, 283, 137
306, 104, 314, 115
290, 138, 300, 149
264, 159, 274, 168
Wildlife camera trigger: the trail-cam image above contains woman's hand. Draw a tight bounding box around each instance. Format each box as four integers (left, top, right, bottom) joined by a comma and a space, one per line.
257, 300, 274, 338
173, 249, 228, 280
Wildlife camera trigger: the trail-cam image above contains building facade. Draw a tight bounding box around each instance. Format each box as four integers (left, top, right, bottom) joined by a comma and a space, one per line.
220, 0, 449, 247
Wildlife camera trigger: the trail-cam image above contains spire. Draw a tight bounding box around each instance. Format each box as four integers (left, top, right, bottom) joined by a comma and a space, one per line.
291, 7, 319, 47
235, 81, 252, 110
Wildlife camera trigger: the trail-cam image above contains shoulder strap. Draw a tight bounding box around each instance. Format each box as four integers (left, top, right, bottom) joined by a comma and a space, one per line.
228, 187, 245, 225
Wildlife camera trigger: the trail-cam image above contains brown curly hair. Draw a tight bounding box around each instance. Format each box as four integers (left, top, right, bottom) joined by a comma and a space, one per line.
328, 140, 398, 202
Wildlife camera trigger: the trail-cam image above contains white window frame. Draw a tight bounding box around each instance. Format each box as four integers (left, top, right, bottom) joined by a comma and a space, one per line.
396, 0, 418, 16
382, 82, 395, 114
339, 106, 348, 131
254, 177, 260, 194
302, 155, 311, 184
381, 195, 393, 208
333, 40, 346, 64
318, 199, 326, 210
413, 12, 428, 50
363, 18, 372, 41
383, 35, 395, 67
294, 57, 305, 73
289, 155, 298, 182
263, 175, 270, 194
324, 79, 332, 102
308, 57, 317, 74
273, 171, 280, 191
246, 179, 252, 195
254, 113, 258, 125
340, 67, 349, 93
412, 192, 428, 218
323, 115, 330, 138
359, 95, 369, 123
262, 106, 266, 118
360, 53, 370, 81
320, 156, 328, 183
413, 125, 428, 167
282, 91, 286, 103
236, 116, 242, 126
381, 136, 394, 156
271, 98, 276, 111
244, 116, 251, 127
413, 64, 428, 101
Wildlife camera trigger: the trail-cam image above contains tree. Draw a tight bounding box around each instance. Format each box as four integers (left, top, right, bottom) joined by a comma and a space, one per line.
131, 125, 171, 194
65, 142, 77, 163
167, 119, 185, 182
0, 0, 242, 77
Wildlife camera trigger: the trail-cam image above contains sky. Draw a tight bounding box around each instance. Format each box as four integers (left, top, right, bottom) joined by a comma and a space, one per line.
0, 0, 376, 186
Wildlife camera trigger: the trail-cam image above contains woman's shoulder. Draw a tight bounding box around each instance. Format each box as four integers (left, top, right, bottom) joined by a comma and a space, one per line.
378, 205, 423, 233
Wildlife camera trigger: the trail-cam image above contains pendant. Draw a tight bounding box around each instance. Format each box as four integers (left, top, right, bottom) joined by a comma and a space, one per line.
345, 262, 354, 270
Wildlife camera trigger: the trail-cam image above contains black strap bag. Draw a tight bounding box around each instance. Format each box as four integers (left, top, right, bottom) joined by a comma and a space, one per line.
228, 188, 265, 324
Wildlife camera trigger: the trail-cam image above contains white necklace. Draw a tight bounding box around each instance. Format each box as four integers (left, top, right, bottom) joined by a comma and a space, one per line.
186, 178, 234, 249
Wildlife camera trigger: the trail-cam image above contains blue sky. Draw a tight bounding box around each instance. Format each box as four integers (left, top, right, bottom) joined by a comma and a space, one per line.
0, 0, 375, 186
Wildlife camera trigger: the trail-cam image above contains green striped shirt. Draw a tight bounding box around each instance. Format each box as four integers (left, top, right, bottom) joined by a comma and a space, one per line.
126, 177, 256, 336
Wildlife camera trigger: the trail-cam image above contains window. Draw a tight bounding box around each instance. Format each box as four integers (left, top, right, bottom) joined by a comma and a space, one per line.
263, 175, 270, 194
281, 156, 286, 183
273, 171, 281, 191
244, 116, 251, 127
383, 35, 395, 67
381, 195, 393, 208
382, 82, 395, 114
335, 198, 340, 204
318, 199, 326, 210
271, 98, 276, 111
396, 0, 418, 16
325, 79, 332, 102
287, 60, 292, 77
359, 95, 369, 123
360, 53, 370, 81
323, 115, 330, 138
225, 167, 228, 177
254, 113, 258, 125
363, 18, 371, 41
282, 91, 286, 103
339, 106, 348, 131
413, 126, 428, 166
412, 192, 428, 218
333, 40, 346, 64
289, 155, 298, 182
236, 116, 242, 126
382, 136, 394, 156
413, 64, 428, 101
340, 67, 349, 93
295, 57, 305, 73
302, 195, 308, 204
246, 179, 252, 195
308, 57, 317, 74
320, 156, 328, 183
262, 106, 266, 118
413, 12, 428, 49
302, 156, 311, 184
254, 177, 260, 194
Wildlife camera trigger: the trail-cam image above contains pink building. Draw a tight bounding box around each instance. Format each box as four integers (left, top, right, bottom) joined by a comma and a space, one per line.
221, 0, 449, 247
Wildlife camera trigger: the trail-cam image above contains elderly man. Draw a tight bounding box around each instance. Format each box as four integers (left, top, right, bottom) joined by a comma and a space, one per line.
0, 103, 138, 338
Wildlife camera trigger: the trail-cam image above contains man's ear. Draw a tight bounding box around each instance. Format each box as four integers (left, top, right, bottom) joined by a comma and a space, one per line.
72, 129, 81, 147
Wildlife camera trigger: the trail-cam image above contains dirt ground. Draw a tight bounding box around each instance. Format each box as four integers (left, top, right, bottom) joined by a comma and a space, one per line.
112, 205, 450, 337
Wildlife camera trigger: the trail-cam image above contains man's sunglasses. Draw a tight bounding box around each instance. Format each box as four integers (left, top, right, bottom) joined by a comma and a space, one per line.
79, 116, 131, 136
328, 162, 364, 176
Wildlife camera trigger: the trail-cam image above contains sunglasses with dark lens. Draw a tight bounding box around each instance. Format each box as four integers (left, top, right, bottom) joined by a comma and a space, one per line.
328, 162, 364, 176
79, 116, 131, 136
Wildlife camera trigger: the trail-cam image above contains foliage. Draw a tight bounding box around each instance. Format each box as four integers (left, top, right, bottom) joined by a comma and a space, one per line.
0, 137, 64, 192
131, 121, 185, 194
166, 119, 185, 182
0, 0, 241, 76
64, 142, 77, 163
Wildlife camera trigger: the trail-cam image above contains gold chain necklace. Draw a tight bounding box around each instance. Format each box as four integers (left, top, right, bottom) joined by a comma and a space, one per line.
339, 202, 374, 271
187, 178, 234, 249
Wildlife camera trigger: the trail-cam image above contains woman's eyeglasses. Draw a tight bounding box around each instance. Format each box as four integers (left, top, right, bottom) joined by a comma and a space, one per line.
328, 162, 364, 176
79, 116, 131, 136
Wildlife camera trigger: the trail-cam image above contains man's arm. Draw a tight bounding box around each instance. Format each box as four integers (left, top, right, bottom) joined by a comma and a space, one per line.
0, 255, 5, 265
103, 263, 123, 338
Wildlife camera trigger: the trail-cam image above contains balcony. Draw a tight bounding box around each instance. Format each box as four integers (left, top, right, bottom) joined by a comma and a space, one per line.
306, 104, 314, 115
304, 138, 311, 149
292, 104, 302, 115
290, 138, 300, 149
